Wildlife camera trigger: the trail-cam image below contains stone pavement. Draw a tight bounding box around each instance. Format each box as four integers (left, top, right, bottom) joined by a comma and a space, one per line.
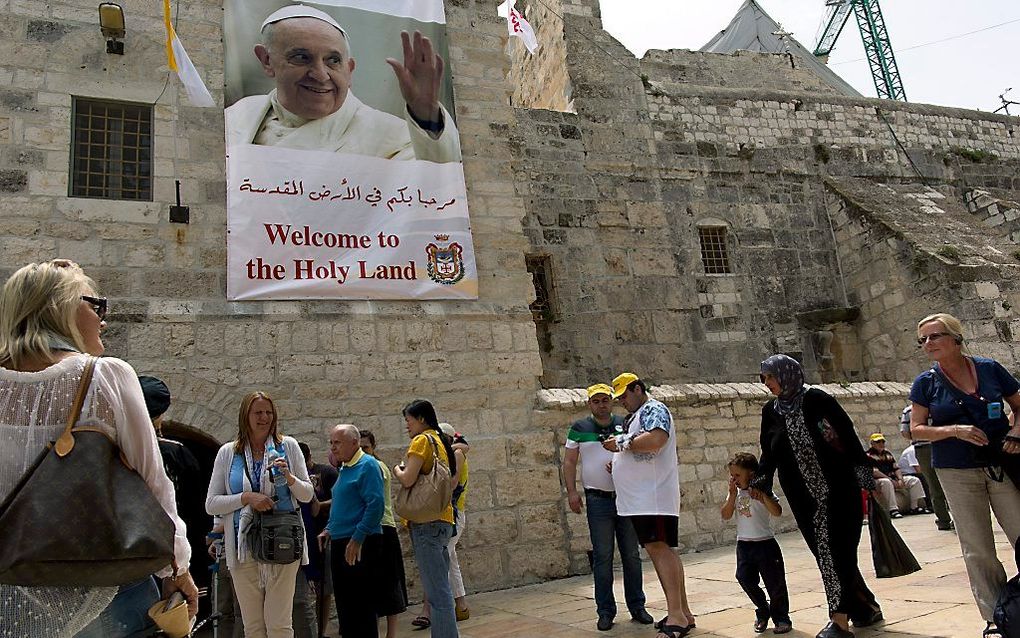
435, 513, 1013, 638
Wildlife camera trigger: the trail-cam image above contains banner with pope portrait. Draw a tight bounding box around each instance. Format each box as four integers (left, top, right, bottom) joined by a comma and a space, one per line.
223, 0, 477, 299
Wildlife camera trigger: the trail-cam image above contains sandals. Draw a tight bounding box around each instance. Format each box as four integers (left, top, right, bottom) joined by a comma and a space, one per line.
984, 622, 1004, 637
657, 624, 692, 638
656, 615, 696, 630
411, 615, 431, 630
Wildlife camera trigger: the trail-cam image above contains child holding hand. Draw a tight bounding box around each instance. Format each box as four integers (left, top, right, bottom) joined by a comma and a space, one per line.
721, 452, 792, 635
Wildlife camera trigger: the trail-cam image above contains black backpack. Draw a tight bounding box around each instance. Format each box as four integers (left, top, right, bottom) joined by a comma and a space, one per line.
993, 545, 1020, 638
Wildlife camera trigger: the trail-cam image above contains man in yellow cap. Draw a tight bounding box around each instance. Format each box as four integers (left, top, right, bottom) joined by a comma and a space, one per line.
866, 432, 926, 518
603, 373, 694, 635
563, 383, 652, 630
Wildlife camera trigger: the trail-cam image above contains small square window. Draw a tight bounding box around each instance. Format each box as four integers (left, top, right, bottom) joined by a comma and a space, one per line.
71, 97, 153, 201
698, 226, 732, 274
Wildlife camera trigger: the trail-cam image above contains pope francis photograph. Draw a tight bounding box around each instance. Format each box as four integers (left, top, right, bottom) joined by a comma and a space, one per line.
225, 4, 462, 163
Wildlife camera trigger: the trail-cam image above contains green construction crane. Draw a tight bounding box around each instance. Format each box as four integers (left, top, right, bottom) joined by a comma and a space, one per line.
814, 0, 907, 101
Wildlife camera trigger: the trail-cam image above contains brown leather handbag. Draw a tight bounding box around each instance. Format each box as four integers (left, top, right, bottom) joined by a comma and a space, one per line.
394, 433, 453, 523
0, 356, 177, 586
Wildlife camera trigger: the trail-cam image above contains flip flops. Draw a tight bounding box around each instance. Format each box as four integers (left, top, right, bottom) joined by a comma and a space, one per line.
657, 624, 692, 638
411, 615, 431, 630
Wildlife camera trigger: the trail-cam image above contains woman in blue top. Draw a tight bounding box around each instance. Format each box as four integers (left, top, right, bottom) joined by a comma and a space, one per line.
909, 313, 1020, 637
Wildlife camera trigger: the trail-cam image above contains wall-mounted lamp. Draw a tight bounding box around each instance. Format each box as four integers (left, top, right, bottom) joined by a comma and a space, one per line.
98, 3, 125, 55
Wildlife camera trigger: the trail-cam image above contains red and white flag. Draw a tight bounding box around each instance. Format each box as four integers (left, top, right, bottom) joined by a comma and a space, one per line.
498, 0, 539, 54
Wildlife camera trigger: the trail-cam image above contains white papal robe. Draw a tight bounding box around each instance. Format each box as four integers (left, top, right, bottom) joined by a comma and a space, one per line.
225, 89, 462, 163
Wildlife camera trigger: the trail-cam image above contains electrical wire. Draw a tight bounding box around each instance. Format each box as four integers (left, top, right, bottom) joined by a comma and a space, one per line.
832, 17, 1020, 65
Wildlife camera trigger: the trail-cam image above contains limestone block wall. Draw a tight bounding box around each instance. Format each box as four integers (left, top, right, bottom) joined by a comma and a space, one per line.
512, 11, 1020, 387
509, 0, 573, 111
0, 0, 553, 593
534, 382, 911, 575
642, 49, 851, 97
643, 85, 1020, 161
825, 177, 1020, 380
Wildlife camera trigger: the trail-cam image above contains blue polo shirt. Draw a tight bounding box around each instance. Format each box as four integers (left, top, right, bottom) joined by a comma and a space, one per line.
909, 357, 1020, 469
326, 449, 384, 543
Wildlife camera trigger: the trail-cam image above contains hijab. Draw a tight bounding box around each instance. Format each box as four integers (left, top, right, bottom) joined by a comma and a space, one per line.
761, 354, 806, 415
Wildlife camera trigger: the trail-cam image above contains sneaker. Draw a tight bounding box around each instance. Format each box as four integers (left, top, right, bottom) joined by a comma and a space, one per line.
774, 621, 793, 634
890, 509, 903, 519
597, 615, 613, 631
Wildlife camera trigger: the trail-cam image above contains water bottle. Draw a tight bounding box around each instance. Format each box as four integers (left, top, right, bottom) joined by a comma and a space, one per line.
267, 447, 294, 512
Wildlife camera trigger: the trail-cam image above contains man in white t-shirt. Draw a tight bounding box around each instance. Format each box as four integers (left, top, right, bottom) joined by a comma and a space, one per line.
603, 373, 692, 635
563, 384, 651, 631
897, 443, 919, 475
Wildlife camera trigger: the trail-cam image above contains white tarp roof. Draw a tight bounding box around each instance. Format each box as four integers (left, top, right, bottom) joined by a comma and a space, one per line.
700, 0, 862, 97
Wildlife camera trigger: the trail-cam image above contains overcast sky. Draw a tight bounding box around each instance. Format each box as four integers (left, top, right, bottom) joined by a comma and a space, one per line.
597, 0, 1019, 113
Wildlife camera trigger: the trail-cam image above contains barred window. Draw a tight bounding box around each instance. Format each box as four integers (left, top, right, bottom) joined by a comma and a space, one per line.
698, 226, 731, 274
526, 254, 555, 323
71, 98, 153, 201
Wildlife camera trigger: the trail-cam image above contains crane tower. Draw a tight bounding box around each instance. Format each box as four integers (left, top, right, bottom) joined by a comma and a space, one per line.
813, 0, 906, 101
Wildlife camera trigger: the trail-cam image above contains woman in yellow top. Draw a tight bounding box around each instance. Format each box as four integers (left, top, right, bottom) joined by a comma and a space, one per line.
393, 399, 460, 638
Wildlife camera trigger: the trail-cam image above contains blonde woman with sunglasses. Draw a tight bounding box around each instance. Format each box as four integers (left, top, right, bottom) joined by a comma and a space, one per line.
910, 312, 1020, 638
0, 260, 197, 638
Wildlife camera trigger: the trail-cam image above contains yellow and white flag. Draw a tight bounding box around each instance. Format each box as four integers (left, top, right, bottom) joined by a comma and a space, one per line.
164, 0, 215, 107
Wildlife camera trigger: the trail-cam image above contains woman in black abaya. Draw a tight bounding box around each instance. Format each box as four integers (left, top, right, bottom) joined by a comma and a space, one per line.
752, 355, 881, 638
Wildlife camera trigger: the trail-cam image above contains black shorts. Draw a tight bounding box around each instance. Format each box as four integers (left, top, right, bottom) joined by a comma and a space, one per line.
376, 525, 408, 617
629, 515, 679, 548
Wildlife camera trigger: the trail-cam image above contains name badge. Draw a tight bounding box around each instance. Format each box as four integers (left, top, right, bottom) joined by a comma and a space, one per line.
988, 402, 1003, 420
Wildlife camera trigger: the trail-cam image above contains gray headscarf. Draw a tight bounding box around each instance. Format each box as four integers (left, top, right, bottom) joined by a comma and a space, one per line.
760, 354, 806, 415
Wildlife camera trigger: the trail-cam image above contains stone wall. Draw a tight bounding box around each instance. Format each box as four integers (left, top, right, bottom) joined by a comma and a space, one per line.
509, 0, 573, 111
0, 0, 549, 593
512, 10, 1020, 387
825, 177, 1020, 381
534, 382, 911, 575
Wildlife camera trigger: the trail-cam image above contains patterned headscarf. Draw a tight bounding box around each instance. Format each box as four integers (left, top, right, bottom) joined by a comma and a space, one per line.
760, 354, 806, 415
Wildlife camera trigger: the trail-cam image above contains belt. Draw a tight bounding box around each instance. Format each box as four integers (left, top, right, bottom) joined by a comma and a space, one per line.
584, 488, 616, 499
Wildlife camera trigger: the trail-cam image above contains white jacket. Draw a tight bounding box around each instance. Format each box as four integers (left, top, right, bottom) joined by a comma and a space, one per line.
206, 435, 314, 571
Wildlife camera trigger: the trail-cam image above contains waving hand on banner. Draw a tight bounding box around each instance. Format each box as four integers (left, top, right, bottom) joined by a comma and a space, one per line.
386, 31, 445, 133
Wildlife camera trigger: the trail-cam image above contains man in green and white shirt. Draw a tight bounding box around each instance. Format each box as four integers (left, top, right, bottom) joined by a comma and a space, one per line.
563, 383, 651, 631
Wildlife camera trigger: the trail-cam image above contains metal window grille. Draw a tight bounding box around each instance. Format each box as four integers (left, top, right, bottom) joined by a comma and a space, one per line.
71, 98, 153, 201
698, 226, 731, 274
526, 255, 554, 323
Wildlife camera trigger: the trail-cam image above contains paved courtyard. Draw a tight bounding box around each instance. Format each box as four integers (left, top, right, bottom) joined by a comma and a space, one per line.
443, 513, 1013, 638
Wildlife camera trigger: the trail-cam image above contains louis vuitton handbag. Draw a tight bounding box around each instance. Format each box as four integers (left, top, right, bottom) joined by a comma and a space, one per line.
394, 433, 453, 523
0, 356, 176, 586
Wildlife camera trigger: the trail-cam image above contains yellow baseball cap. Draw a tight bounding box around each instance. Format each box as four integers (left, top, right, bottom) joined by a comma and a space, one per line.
869, 433, 886, 442
611, 372, 639, 399
586, 383, 613, 399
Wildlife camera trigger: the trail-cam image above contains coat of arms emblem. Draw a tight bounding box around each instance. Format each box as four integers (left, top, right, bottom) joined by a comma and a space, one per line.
425, 235, 465, 285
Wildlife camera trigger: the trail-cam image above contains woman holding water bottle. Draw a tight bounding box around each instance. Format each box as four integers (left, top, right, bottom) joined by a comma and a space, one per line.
206, 391, 314, 638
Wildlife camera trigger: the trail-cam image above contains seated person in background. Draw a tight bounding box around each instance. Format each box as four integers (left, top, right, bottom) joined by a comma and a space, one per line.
867, 433, 927, 518
896, 442, 935, 511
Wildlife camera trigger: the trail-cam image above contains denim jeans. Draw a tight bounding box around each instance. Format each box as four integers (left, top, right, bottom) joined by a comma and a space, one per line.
585, 491, 646, 618
409, 520, 459, 638
74, 577, 160, 638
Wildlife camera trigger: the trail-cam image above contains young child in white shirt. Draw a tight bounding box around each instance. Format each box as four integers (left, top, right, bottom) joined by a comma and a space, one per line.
721, 452, 792, 635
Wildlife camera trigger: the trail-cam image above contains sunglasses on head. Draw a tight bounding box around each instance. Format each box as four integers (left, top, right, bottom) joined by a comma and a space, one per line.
81, 295, 108, 320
